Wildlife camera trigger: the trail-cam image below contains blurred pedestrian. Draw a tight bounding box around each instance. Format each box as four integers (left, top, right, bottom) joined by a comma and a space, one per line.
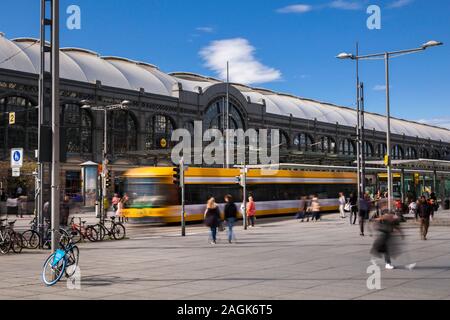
247, 196, 256, 227
416, 196, 433, 240
112, 193, 120, 216
0, 188, 6, 216
224, 194, 237, 243
7, 194, 18, 217
61, 194, 70, 226
297, 196, 308, 222
374, 190, 382, 218
359, 193, 371, 236
18, 194, 27, 218
204, 197, 220, 244
116, 197, 125, 223
338, 192, 346, 219
349, 192, 358, 225
311, 194, 321, 221
370, 213, 403, 270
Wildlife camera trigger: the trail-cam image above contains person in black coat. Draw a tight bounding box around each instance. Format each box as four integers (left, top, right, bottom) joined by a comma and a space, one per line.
416, 196, 434, 240
224, 194, 238, 244
204, 197, 221, 244
349, 193, 358, 225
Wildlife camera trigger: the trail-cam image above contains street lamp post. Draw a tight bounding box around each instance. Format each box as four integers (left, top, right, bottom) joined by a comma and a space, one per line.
337, 40, 443, 213
80, 100, 130, 223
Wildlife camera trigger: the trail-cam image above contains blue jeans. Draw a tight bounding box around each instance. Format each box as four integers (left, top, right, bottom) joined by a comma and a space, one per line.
210, 226, 217, 242
226, 217, 235, 242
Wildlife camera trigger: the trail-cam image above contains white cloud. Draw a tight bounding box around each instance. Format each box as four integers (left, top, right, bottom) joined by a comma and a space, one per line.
196, 27, 214, 33
329, 0, 363, 10
417, 117, 450, 130
200, 38, 282, 85
387, 0, 414, 9
277, 4, 313, 13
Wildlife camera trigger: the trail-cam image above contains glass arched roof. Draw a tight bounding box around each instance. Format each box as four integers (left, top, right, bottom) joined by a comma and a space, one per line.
1, 33, 449, 143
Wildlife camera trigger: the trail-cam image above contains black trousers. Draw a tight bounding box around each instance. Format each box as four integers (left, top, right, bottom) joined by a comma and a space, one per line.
350, 207, 358, 224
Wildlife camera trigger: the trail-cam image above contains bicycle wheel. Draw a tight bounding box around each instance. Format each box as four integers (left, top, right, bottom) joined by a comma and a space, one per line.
65, 245, 79, 278
59, 228, 72, 247
85, 226, 98, 242
112, 223, 126, 240
94, 224, 107, 241
0, 233, 11, 255
42, 253, 66, 286
22, 230, 40, 249
70, 229, 82, 244
11, 233, 23, 254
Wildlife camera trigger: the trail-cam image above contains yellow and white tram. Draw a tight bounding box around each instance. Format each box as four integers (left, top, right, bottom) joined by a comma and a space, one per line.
121, 167, 357, 223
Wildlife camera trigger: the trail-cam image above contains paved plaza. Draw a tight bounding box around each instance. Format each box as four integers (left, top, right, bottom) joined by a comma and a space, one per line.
1, 211, 450, 300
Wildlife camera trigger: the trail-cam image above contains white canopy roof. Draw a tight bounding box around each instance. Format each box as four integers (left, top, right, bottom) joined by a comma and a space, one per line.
1, 33, 449, 143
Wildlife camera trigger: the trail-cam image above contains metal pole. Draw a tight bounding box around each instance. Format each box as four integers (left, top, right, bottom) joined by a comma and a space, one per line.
38, 0, 46, 247
242, 164, 247, 230
360, 82, 366, 196
355, 43, 361, 205
385, 52, 393, 213
102, 108, 107, 224
226, 61, 230, 169
181, 157, 185, 237
50, 0, 60, 252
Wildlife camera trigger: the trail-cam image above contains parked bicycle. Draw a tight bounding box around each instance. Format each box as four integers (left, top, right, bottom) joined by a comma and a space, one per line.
68, 217, 98, 243
0, 219, 24, 254
21, 217, 71, 250
42, 229, 80, 286
93, 216, 126, 241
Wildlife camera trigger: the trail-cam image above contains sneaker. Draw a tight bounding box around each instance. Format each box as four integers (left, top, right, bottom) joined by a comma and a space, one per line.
406, 263, 416, 271
385, 263, 395, 270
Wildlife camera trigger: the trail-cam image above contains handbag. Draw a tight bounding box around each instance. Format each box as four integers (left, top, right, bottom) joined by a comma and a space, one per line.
218, 221, 225, 232
344, 202, 351, 212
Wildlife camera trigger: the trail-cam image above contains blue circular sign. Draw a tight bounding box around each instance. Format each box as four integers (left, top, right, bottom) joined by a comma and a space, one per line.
13, 151, 21, 162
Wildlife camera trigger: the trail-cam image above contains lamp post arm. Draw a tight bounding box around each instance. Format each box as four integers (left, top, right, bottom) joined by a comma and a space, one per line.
355, 47, 425, 60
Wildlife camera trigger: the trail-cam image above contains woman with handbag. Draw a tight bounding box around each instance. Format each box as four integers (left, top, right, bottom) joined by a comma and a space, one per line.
204, 197, 221, 244
339, 192, 346, 219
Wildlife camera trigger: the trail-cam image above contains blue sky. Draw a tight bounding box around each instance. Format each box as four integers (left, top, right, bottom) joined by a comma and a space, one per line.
0, 0, 449, 128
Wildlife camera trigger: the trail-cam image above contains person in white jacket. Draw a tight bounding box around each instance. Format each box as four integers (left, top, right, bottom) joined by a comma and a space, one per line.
338, 192, 346, 219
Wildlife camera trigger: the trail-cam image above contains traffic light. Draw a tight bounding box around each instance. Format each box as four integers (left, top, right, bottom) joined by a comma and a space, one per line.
173, 167, 181, 186
105, 171, 112, 188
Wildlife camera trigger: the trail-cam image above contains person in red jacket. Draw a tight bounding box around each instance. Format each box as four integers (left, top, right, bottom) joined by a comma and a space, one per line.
246, 196, 256, 227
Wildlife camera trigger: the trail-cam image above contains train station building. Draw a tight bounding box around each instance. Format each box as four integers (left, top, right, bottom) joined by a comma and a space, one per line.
1, 32, 450, 207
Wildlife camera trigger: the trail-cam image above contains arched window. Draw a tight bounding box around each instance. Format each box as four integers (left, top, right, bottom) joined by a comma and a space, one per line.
392, 145, 404, 160
377, 143, 387, 158
339, 139, 356, 156
319, 136, 336, 154
0, 96, 37, 153
419, 148, 429, 158
293, 133, 314, 152
62, 104, 92, 154
203, 98, 245, 131
431, 149, 441, 159
405, 147, 417, 159
279, 131, 290, 150
363, 141, 374, 158
146, 114, 175, 150
109, 110, 137, 154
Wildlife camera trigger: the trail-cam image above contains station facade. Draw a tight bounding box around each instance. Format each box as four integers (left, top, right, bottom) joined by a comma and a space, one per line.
1, 33, 450, 208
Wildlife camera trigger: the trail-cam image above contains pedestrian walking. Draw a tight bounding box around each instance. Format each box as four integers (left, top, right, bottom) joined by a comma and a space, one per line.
297, 196, 308, 222
116, 197, 125, 223
0, 188, 6, 216
349, 193, 358, 225
112, 193, 120, 217
311, 194, 321, 221
374, 190, 382, 218
359, 193, 371, 236
247, 196, 256, 227
370, 213, 403, 270
416, 196, 433, 240
7, 194, 19, 217
18, 194, 27, 218
204, 197, 221, 244
224, 194, 237, 243
338, 192, 346, 219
